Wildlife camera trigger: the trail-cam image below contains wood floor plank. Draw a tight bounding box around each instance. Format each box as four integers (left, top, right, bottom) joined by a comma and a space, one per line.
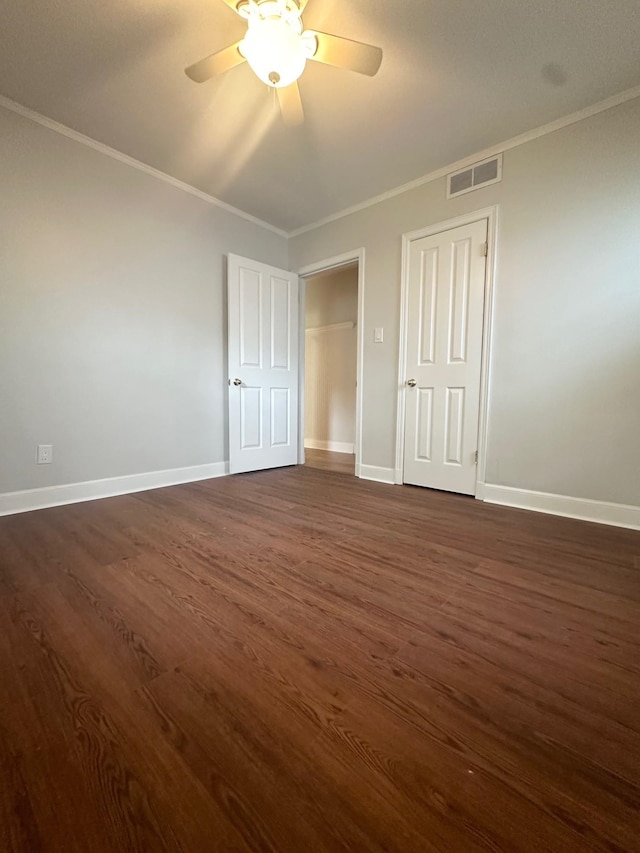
304, 448, 356, 475
0, 461, 639, 851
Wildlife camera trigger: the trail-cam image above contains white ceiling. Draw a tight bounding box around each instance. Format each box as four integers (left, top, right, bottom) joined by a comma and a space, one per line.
2, 0, 640, 232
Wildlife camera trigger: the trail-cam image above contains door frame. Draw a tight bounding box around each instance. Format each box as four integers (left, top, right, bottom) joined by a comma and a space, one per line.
297, 248, 365, 476
394, 207, 498, 497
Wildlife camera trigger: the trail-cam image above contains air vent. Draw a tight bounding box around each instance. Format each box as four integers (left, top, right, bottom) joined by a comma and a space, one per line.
447, 154, 503, 199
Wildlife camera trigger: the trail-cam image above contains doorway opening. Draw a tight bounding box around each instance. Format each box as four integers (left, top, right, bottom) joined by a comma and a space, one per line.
298, 250, 365, 477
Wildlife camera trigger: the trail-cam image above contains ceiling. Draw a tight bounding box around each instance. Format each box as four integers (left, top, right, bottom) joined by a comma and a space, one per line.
2, 0, 640, 232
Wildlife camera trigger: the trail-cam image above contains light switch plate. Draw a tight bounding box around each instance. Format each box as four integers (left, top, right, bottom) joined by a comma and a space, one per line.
374, 327, 384, 343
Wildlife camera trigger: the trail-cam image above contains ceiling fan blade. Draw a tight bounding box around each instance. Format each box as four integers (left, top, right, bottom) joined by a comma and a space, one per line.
220, 0, 250, 14
277, 82, 304, 126
185, 41, 246, 83
307, 31, 383, 77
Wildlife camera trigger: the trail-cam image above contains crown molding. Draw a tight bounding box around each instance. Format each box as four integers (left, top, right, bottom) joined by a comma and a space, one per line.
3, 83, 640, 242
0, 94, 288, 239
288, 83, 640, 238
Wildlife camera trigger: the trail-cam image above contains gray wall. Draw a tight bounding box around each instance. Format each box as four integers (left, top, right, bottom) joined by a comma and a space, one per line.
289, 97, 640, 506
305, 265, 358, 329
3, 96, 639, 509
0, 105, 287, 493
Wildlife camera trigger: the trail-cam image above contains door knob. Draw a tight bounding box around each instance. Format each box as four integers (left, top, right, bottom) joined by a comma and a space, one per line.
406, 378, 417, 387
233, 378, 242, 386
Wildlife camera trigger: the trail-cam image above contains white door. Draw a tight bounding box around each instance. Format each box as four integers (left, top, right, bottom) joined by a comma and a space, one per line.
228, 254, 299, 474
403, 219, 487, 495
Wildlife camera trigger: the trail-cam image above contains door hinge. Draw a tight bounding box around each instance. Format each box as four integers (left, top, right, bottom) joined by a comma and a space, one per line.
474, 450, 479, 464
482, 242, 488, 257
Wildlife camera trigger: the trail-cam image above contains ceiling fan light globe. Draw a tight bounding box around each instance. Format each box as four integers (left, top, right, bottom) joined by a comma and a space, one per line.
241, 15, 307, 88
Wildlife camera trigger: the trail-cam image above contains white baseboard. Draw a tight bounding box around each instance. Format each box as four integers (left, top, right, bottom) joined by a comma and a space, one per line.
482, 484, 640, 530
304, 439, 355, 454
359, 464, 396, 485
5, 464, 635, 531
0, 462, 229, 517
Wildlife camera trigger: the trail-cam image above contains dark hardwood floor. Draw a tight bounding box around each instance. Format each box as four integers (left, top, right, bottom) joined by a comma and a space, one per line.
304, 447, 356, 475
1, 465, 639, 852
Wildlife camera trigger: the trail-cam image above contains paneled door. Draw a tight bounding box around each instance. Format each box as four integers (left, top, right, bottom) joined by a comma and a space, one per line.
403, 219, 487, 494
228, 254, 299, 474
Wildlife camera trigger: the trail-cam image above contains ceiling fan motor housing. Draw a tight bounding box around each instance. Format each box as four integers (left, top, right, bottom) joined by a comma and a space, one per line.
185, 0, 383, 125
239, 1, 316, 88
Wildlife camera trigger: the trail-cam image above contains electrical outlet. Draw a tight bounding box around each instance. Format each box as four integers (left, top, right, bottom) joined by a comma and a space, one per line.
37, 444, 53, 464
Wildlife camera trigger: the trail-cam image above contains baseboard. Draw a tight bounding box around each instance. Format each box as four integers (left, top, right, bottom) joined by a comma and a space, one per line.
0, 462, 229, 517
6, 465, 634, 530
359, 464, 396, 485
482, 484, 640, 530
304, 439, 355, 454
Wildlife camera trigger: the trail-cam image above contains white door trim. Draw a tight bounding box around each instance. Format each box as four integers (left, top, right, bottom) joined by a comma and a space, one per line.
394, 207, 498, 495
297, 249, 365, 477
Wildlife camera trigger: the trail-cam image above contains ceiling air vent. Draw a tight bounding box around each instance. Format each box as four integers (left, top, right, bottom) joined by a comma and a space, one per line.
447, 154, 503, 199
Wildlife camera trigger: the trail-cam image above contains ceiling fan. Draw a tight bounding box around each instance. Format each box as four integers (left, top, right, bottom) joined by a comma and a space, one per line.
185, 0, 383, 126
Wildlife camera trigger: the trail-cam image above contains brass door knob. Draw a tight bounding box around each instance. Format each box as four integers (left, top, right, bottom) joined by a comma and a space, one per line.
406, 379, 417, 387
233, 378, 242, 386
